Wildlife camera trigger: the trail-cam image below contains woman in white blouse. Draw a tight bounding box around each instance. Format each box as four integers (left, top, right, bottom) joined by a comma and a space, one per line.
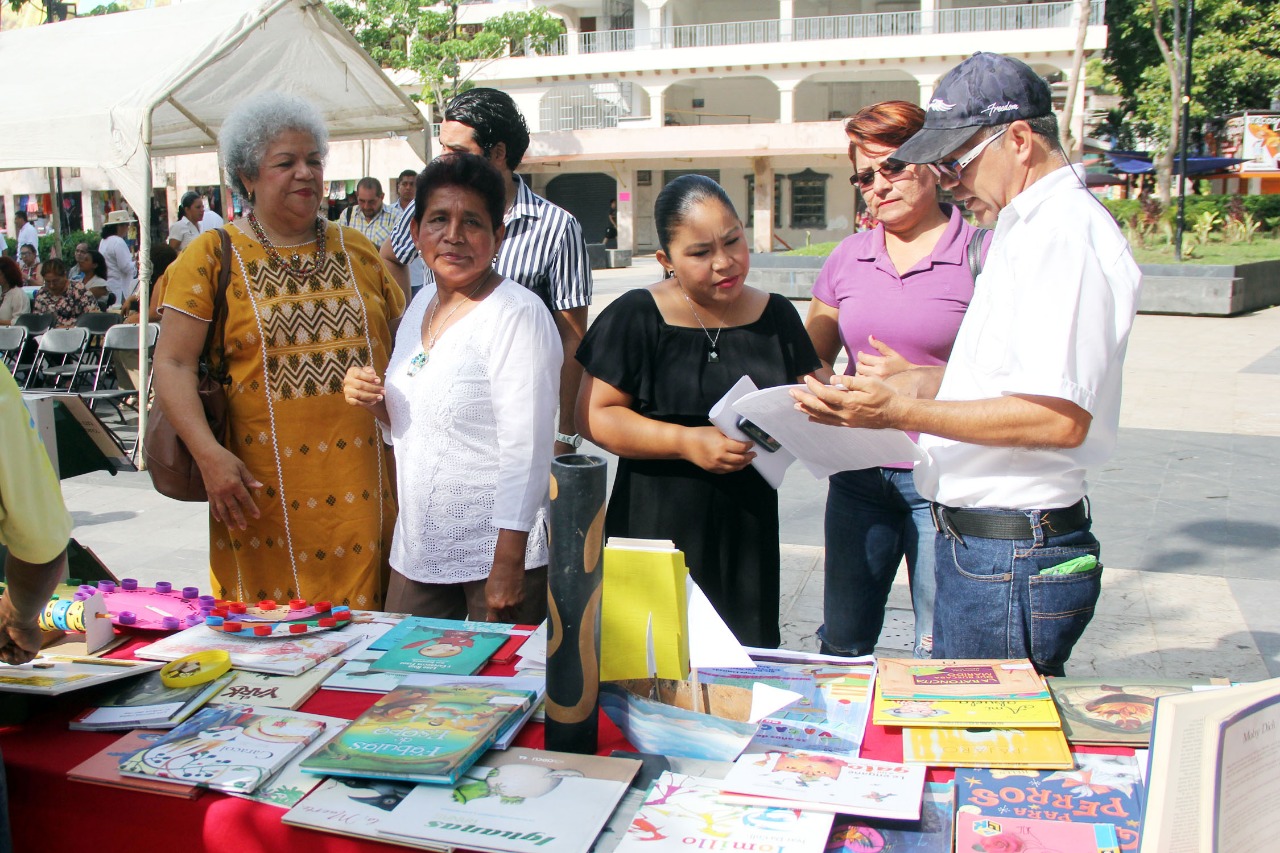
167, 191, 204, 253
343, 153, 561, 623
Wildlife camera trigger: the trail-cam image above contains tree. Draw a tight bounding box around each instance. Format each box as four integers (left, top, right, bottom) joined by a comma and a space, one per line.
1104, 0, 1280, 203
329, 1, 565, 113
1059, 0, 1092, 158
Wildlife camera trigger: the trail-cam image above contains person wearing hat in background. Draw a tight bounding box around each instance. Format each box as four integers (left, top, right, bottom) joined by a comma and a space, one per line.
100, 209, 138, 307
792, 52, 1142, 677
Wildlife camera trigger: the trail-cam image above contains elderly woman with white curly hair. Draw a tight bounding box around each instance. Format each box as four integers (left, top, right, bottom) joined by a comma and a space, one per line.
152, 91, 405, 609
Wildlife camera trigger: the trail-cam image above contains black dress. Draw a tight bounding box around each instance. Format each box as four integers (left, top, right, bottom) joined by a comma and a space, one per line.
576, 289, 822, 648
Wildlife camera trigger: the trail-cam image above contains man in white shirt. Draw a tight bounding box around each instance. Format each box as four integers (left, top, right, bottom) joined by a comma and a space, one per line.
13, 212, 37, 259
793, 52, 1142, 676
340, 177, 397, 246
388, 169, 417, 215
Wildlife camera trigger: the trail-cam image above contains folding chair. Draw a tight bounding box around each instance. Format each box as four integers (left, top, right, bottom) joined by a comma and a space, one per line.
0, 326, 26, 372
45, 312, 123, 389
81, 323, 159, 422
13, 312, 54, 335
24, 327, 89, 390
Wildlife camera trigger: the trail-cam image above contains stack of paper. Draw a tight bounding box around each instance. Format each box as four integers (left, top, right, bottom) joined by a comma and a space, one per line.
600, 539, 689, 682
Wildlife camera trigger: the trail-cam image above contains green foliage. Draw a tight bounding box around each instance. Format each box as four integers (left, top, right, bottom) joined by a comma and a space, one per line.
329, 1, 564, 110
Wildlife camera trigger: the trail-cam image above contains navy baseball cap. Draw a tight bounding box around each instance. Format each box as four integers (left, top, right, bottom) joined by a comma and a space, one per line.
893, 52, 1053, 164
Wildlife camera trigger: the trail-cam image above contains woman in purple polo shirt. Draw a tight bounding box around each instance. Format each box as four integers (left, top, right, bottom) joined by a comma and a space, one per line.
806, 100, 990, 659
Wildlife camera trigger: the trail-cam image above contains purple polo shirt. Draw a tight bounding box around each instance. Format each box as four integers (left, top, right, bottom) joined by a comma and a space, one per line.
812, 203, 987, 464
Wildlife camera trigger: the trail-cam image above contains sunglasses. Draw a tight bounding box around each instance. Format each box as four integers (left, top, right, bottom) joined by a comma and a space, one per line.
929, 125, 1009, 182
850, 160, 911, 190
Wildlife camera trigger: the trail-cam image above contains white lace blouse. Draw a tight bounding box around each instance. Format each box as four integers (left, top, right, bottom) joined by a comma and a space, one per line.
383, 278, 562, 584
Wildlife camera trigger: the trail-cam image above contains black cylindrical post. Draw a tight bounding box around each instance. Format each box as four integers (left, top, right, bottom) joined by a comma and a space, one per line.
544, 454, 607, 754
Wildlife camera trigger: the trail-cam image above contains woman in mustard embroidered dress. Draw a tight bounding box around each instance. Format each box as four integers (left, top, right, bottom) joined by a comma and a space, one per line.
152, 92, 405, 608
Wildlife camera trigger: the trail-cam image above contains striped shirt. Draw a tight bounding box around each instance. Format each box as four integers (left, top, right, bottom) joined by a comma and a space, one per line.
341, 204, 398, 246
389, 174, 592, 312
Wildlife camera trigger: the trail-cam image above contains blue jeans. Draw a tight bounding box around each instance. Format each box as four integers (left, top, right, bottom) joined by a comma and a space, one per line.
932, 509, 1102, 677
819, 468, 936, 658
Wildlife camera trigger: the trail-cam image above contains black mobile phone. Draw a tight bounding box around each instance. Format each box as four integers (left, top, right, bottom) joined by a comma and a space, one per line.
736, 417, 781, 453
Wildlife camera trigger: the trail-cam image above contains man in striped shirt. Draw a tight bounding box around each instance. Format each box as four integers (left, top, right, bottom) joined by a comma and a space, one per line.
342, 177, 398, 246
380, 88, 593, 457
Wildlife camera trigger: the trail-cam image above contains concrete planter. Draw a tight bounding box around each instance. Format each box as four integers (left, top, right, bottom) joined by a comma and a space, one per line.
747, 253, 1280, 317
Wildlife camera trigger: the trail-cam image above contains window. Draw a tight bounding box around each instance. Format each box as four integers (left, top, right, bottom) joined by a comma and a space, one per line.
744, 175, 783, 228
788, 168, 829, 229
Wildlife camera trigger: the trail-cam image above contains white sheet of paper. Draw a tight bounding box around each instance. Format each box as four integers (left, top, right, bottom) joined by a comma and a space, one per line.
732, 384, 924, 478
749, 683, 806, 724
708, 376, 797, 489
687, 578, 756, 670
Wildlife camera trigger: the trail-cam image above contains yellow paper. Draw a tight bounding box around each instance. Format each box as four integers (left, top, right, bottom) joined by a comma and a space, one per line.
599, 544, 690, 681
902, 726, 1074, 769
873, 679, 1063, 729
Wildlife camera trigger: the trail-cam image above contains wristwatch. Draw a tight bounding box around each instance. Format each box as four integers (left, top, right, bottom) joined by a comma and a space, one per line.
555, 431, 583, 449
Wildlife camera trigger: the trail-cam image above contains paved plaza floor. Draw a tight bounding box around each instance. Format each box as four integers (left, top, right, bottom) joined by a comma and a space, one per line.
57, 257, 1280, 682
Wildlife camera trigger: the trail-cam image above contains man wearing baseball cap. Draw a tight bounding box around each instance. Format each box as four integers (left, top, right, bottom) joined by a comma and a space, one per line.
794, 52, 1142, 676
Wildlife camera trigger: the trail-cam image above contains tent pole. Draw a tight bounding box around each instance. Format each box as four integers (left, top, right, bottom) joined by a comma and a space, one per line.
137, 110, 154, 468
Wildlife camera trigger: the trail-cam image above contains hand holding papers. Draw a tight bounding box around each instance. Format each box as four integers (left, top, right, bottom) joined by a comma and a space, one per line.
709, 377, 923, 489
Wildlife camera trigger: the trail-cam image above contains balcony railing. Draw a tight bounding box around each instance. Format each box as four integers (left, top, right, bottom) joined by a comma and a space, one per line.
524, 2, 1104, 58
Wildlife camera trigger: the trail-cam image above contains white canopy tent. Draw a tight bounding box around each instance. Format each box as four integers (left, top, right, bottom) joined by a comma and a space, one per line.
0, 0, 428, 451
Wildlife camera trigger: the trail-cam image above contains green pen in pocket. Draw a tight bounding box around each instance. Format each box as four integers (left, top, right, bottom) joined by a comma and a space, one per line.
1038, 555, 1099, 576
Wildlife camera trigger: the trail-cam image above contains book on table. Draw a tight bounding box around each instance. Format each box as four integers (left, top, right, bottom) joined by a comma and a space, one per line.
717, 748, 926, 820
873, 676, 1063, 729
902, 725, 1074, 769
956, 812, 1121, 852
282, 777, 449, 851
611, 770, 834, 852
300, 683, 536, 785
366, 625, 509, 676
877, 657, 1049, 700
828, 780, 956, 853
1047, 676, 1215, 746
67, 729, 203, 800
135, 621, 363, 676
224, 707, 350, 810
376, 747, 641, 853
1139, 676, 1280, 853
116, 704, 328, 794
206, 657, 344, 710
957, 752, 1145, 851
369, 616, 534, 664
68, 669, 234, 731
0, 655, 161, 696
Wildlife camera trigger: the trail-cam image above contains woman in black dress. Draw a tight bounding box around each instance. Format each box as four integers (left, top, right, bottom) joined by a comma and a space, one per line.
576, 175, 821, 648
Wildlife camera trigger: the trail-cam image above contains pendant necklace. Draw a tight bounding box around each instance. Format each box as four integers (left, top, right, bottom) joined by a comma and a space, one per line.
247, 211, 328, 290
407, 271, 495, 376
677, 281, 727, 363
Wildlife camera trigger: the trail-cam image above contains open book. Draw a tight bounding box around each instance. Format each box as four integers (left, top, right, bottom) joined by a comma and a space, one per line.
709, 377, 923, 489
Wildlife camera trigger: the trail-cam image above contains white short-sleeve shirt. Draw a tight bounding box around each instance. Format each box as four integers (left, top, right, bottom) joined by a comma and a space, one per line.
914, 165, 1143, 510
168, 218, 200, 252
383, 278, 562, 584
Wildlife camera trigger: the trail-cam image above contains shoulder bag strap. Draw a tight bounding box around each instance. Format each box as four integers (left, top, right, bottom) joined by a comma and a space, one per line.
966, 229, 988, 284
201, 228, 233, 377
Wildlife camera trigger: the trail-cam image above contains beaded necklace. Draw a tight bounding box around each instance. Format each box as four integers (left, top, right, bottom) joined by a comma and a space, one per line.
246, 211, 328, 290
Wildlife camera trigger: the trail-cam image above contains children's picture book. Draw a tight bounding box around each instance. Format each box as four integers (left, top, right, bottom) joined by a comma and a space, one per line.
827, 780, 956, 853
0, 656, 161, 696
68, 669, 235, 730
877, 658, 1048, 701
226, 708, 349, 809
697, 660, 875, 753
116, 704, 327, 794
370, 616, 533, 663
399, 675, 546, 750
956, 752, 1145, 852
376, 747, 640, 853
282, 777, 449, 851
1048, 677, 1211, 746
207, 657, 343, 709
612, 770, 833, 853
591, 752, 734, 853
323, 653, 412, 693
902, 726, 1074, 769
67, 729, 203, 800
874, 676, 1062, 729
300, 684, 535, 785
1138, 676, 1280, 853
367, 625, 510, 676
956, 811, 1121, 853
135, 622, 363, 676
718, 748, 925, 821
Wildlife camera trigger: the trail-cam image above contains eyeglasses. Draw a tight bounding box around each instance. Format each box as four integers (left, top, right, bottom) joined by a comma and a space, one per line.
930, 125, 1009, 182
850, 160, 911, 190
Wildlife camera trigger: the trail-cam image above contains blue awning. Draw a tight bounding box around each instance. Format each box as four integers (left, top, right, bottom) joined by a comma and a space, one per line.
1105, 153, 1249, 175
